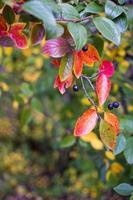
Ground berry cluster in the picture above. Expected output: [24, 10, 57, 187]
[108, 102, 119, 110]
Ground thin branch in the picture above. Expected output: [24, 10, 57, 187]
[56, 16, 92, 23]
[82, 74, 95, 91]
[80, 76, 101, 120]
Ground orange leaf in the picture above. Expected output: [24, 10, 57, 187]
[74, 108, 98, 137]
[73, 51, 83, 78]
[81, 44, 100, 66]
[104, 112, 120, 135]
[96, 74, 111, 106]
[9, 23, 28, 49]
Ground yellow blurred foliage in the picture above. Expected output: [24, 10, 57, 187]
[4, 47, 13, 56]
[35, 57, 44, 69]
[81, 97, 91, 106]
[105, 151, 115, 160]
[23, 70, 41, 82]
[0, 117, 13, 137]
[0, 82, 9, 91]
[81, 132, 104, 150]
[3, 152, 27, 174]
[110, 162, 124, 174]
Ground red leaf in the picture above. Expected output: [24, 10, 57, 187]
[104, 112, 120, 135]
[99, 60, 115, 78]
[54, 74, 73, 95]
[96, 74, 111, 106]
[9, 23, 28, 49]
[0, 15, 8, 37]
[42, 37, 70, 58]
[73, 51, 83, 78]
[74, 108, 98, 137]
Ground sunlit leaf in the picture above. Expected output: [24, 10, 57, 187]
[74, 108, 98, 137]
[100, 119, 116, 150]
[9, 23, 28, 49]
[99, 60, 115, 78]
[104, 112, 120, 135]
[96, 74, 111, 106]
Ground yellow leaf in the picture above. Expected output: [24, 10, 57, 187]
[105, 151, 115, 160]
[81, 132, 104, 150]
[110, 162, 124, 174]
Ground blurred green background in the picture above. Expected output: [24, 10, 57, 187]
[0, 30, 133, 200]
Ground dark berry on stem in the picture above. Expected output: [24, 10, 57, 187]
[73, 85, 79, 92]
[113, 102, 119, 108]
[108, 103, 113, 110]
[82, 45, 88, 52]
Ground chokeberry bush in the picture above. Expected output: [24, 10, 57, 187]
[0, 0, 133, 199]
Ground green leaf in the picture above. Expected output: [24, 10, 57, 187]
[114, 134, 126, 155]
[3, 5, 15, 24]
[83, 2, 103, 14]
[31, 98, 43, 113]
[93, 17, 121, 46]
[120, 115, 133, 134]
[114, 13, 128, 33]
[20, 83, 33, 98]
[59, 135, 76, 148]
[59, 3, 80, 19]
[105, 0, 125, 19]
[99, 119, 116, 150]
[91, 36, 104, 57]
[59, 54, 73, 81]
[114, 183, 133, 196]
[20, 108, 32, 126]
[23, 0, 61, 39]
[118, 0, 125, 5]
[124, 137, 133, 164]
[67, 22, 87, 50]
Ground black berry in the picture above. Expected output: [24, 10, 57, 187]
[113, 102, 119, 108]
[82, 45, 88, 52]
[108, 103, 113, 110]
[73, 85, 79, 92]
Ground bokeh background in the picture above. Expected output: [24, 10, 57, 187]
[0, 28, 133, 200]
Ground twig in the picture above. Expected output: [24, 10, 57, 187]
[82, 74, 95, 91]
[80, 76, 101, 119]
[56, 16, 92, 23]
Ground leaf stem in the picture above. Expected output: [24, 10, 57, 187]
[56, 16, 92, 23]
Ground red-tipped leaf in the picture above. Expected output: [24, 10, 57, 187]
[42, 37, 70, 58]
[74, 108, 98, 137]
[96, 74, 111, 106]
